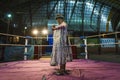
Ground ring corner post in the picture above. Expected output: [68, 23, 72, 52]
[83, 38, 88, 59]
[24, 38, 28, 60]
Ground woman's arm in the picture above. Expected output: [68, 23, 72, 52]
[52, 25, 66, 30]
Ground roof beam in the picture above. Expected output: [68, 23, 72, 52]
[69, 0, 78, 24]
[95, 0, 120, 10]
[47, 0, 59, 19]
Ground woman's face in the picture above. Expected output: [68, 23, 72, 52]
[56, 18, 63, 24]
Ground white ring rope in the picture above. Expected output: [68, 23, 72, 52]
[0, 33, 25, 38]
[86, 32, 120, 38]
[87, 42, 120, 46]
[0, 32, 120, 39]
[0, 42, 120, 47]
[0, 44, 25, 46]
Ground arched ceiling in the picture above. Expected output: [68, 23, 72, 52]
[0, 0, 120, 13]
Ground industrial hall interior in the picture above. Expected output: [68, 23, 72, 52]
[0, 0, 120, 80]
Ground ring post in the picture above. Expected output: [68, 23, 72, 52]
[24, 38, 28, 60]
[83, 39, 88, 59]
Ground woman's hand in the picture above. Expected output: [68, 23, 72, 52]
[52, 25, 56, 30]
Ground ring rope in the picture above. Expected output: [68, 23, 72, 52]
[0, 33, 25, 38]
[86, 32, 120, 38]
[0, 42, 120, 47]
[0, 32, 120, 39]
[87, 42, 120, 46]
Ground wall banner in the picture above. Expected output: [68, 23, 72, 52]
[100, 38, 115, 48]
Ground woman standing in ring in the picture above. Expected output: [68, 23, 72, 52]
[50, 14, 72, 75]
